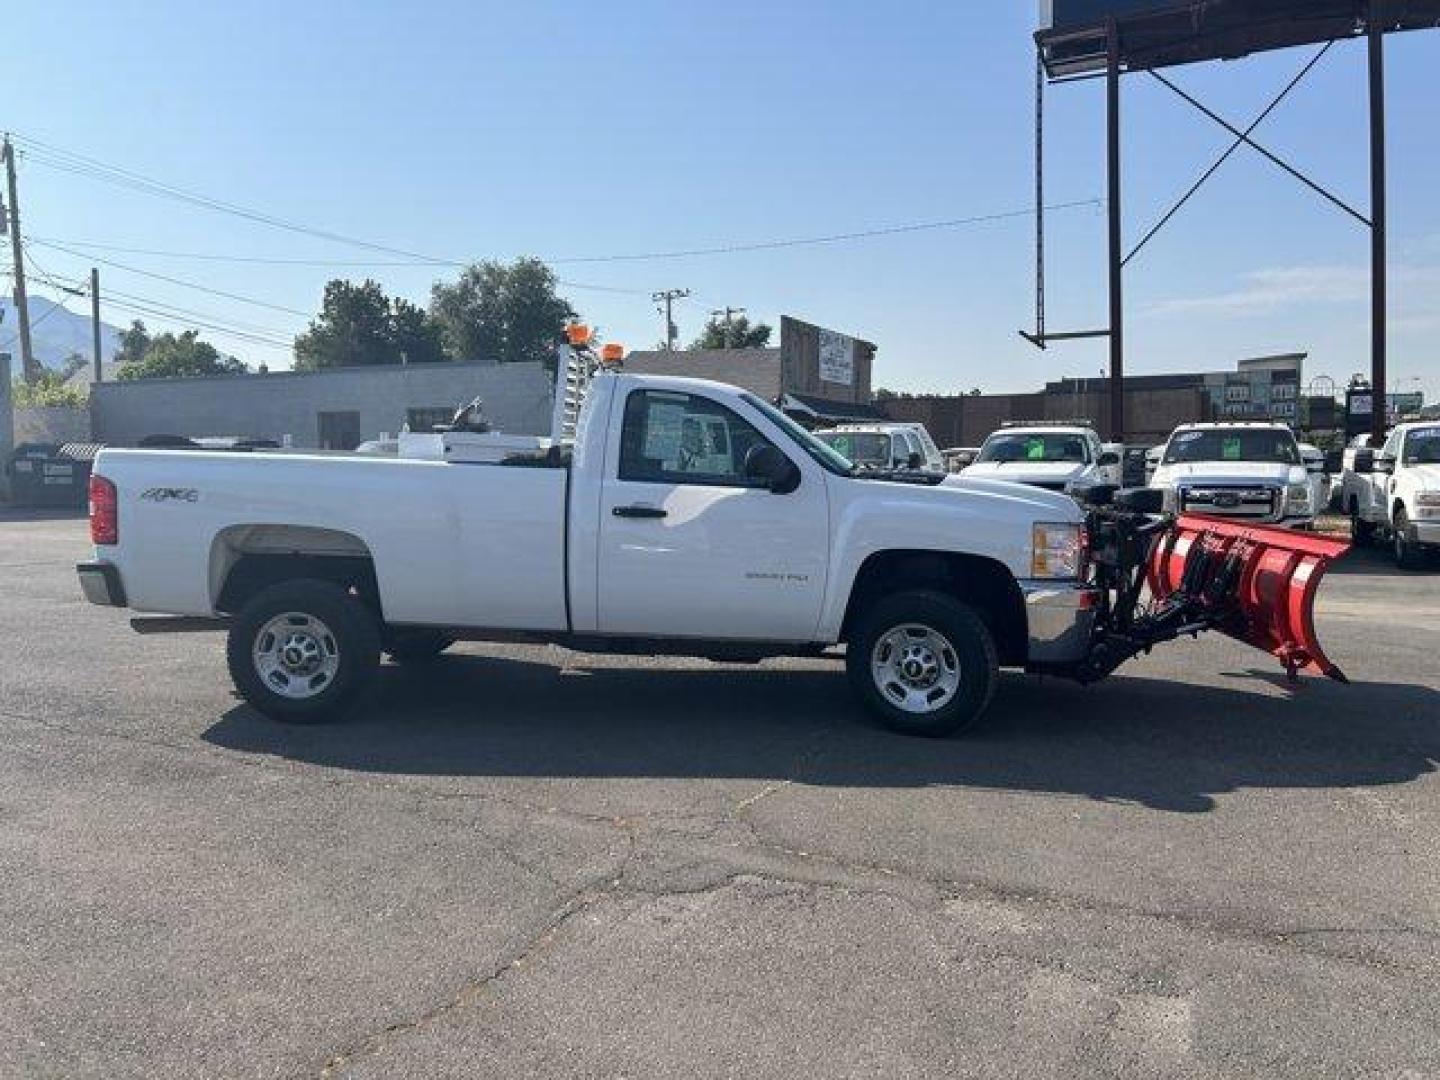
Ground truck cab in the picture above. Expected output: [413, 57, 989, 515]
[1343, 421, 1440, 568]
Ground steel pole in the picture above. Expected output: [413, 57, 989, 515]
[1106, 18, 1125, 442]
[1368, 6, 1387, 441]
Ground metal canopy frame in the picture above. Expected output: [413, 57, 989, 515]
[1025, 0, 1439, 441]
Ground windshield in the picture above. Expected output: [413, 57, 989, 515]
[816, 431, 891, 467]
[741, 394, 854, 476]
[977, 432, 1090, 465]
[1403, 426, 1440, 465]
[1163, 428, 1299, 465]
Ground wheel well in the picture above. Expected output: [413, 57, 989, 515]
[210, 525, 380, 616]
[840, 550, 1027, 666]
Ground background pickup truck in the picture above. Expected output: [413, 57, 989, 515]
[1341, 421, 1440, 569]
[1148, 421, 1316, 529]
[78, 368, 1101, 736]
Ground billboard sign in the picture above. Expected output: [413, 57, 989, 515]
[817, 329, 854, 387]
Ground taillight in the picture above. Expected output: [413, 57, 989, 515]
[90, 474, 118, 545]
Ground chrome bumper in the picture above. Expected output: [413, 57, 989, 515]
[1019, 580, 1100, 663]
[1406, 519, 1440, 546]
[77, 561, 127, 607]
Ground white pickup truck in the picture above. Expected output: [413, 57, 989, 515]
[1340, 421, 1440, 569]
[78, 364, 1106, 736]
[961, 423, 1122, 496]
[1149, 422, 1316, 529]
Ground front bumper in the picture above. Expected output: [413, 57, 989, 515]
[1406, 519, 1440, 547]
[77, 561, 127, 607]
[1019, 580, 1100, 663]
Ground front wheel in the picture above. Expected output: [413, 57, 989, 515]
[1393, 508, 1425, 570]
[846, 590, 998, 737]
[226, 578, 381, 722]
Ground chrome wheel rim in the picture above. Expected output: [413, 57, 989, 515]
[871, 623, 961, 714]
[253, 612, 340, 700]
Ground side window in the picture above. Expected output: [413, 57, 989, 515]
[618, 390, 774, 486]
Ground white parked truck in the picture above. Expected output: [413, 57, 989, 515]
[1149, 422, 1316, 528]
[961, 422, 1122, 495]
[76, 344, 1351, 736]
[1340, 421, 1440, 568]
[813, 423, 946, 476]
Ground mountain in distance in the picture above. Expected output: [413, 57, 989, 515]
[0, 295, 122, 373]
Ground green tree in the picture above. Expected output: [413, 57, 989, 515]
[116, 321, 151, 367]
[116, 330, 246, 380]
[689, 314, 772, 349]
[11, 370, 88, 407]
[293, 279, 446, 369]
[429, 257, 576, 367]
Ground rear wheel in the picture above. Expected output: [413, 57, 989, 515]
[226, 578, 380, 722]
[846, 590, 998, 738]
[384, 629, 455, 664]
[1393, 508, 1424, 570]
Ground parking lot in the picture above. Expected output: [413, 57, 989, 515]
[2, 507, 1438, 1078]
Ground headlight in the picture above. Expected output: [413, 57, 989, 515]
[1286, 484, 1311, 509]
[1032, 522, 1084, 579]
[1415, 490, 1440, 508]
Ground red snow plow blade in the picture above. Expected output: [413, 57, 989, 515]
[1149, 514, 1351, 682]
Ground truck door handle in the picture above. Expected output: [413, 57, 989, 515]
[612, 505, 667, 519]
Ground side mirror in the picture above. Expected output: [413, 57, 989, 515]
[744, 445, 801, 494]
[1096, 451, 1120, 467]
[1115, 486, 1165, 514]
[1352, 447, 1374, 474]
[906, 451, 923, 470]
[1374, 452, 1396, 475]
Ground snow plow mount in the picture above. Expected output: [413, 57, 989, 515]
[1068, 497, 1350, 685]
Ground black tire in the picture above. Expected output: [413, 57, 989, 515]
[384, 629, 456, 664]
[846, 590, 999, 738]
[1393, 508, 1424, 570]
[226, 578, 381, 723]
[1349, 500, 1375, 546]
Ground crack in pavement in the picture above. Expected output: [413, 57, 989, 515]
[312, 829, 641, 1079]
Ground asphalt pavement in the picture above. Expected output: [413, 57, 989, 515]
[2, 507, 1437, 1078]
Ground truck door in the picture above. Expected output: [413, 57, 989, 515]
[596, 387, 828, 641]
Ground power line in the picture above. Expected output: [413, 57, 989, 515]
[28, 237, 311, 317]
[11, 133, 459, 265]
[0, 292, 70, 350]
[544, 201, 1103, 263]
[26, 235, 652, 296]
[11, 131, 1099, 267]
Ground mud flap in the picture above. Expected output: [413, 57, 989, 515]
[1148, 514, 1351, 682]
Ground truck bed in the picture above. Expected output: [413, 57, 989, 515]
[97, 449, 571, 631]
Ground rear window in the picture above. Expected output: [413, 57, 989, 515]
[817, 432, 891, 467]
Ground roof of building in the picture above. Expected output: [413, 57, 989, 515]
[780, 393, 887, 423]
[622, 348, 782, 400]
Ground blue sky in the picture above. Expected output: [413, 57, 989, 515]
[5, 1, 1438, 400]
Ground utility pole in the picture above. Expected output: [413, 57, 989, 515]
[90, 268, 103, 384]
[1, 136, 39, 384]
[652, 287, 689, 351]
[711, 306, 745, 349]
